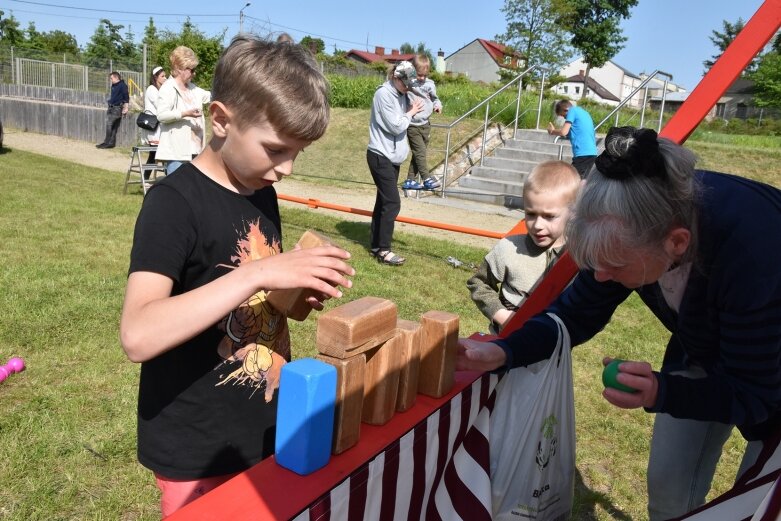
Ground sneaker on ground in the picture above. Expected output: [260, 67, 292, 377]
[402, 179, 423, 190]
[423, 177, 441, 189]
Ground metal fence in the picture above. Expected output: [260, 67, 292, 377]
[0, 46, 147, 94]
[11, 57, 144, 95]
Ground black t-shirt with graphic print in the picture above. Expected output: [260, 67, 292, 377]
[129, 163, 291, 479]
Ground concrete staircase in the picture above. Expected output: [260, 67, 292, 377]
[444, 129, 573, 209]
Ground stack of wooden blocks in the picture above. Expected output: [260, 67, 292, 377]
[267, 229, 460, 456]
[316, 297, 460, 454]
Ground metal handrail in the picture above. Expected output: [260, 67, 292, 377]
[594, 70, 673, 133]
[430, 65, 549, 198]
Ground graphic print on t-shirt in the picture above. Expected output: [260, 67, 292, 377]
[215, 218, 291, 402]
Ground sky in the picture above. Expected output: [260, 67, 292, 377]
[0, 0, 769, 91]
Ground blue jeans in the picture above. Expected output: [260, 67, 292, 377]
[647, 367, 763, 520]
[166, 161, 184, 175]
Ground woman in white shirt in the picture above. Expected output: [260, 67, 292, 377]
[143, 65, 167, 166]
[156, 46, 211, 175]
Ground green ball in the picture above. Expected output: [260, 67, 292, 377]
[602, 359, 637, 393]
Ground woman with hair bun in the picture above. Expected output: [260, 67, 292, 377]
[456, 126, 781, 520]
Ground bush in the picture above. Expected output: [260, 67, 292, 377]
[327, 74, 380, 109]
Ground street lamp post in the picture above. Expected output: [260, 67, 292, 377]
[239, 2, 251, 34]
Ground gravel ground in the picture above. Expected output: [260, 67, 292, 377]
[4, 128, 524, 249]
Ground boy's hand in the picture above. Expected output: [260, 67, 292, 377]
[601, 357, 659, 409]
[255, 245, 354, 299]
[456, 338, 506, 372]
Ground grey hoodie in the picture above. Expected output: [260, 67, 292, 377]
[367, 81, 411, 165]
[408, 78, 442, 127]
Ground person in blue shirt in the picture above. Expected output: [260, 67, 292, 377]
[96, 71, 129, 149]
[547, 99, 597, 178]
[457, 126, 781, 520]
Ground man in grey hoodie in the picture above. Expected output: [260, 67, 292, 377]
[366, 61, 424, 266]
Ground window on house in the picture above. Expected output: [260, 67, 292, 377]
[575, 86, 580, 94]
[563, 86, 568, 94]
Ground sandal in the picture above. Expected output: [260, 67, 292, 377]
[374, 250, 406, 266]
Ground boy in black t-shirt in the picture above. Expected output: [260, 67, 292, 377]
[120, 36, 355, 517]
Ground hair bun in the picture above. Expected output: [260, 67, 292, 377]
[595, 126, 667, 181]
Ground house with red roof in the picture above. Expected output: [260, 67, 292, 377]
[345, 46, 416, 66]
[444, 39, 524, 83]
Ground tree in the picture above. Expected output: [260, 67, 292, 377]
[83, 19, 128, 67]
[153, 18, 225, 92]
[554, 0, 638, 99]
[703, 18, 759, 74]
[751, 51, 781, 109]
[399, 42, 434, 65]
[38, 30, 80, 55]
[772, 31, 781, 54]
[300, 36, 325, 55]
[0, 9, 25, 46]
[496, 0, 571, 73]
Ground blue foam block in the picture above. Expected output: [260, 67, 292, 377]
[275, 358, 337, 475]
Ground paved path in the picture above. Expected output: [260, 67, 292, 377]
[4, 128, 524, 249]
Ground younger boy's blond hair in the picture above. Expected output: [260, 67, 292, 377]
[411, 54, 431, 76]
[523, 160, 581, 205]
[211, 35, 330, 141]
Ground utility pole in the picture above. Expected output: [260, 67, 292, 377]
[239, 2, 251, 34]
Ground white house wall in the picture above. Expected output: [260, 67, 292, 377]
[552, 81, 620, 107]
[561, 58, 643, 108]
[446, 40, 501, 83]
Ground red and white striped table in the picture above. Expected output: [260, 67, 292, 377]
[169, 370, 498, 521]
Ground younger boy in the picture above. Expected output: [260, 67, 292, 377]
[547, 99, 597, 178]
[119, 36, 355, 517]
[467, 160, 580, 333]
[401, 54, 443, 191]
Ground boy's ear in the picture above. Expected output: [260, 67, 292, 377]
[209, 101, 232, 138]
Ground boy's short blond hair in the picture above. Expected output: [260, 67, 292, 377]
[411, 54, 430, 75]
[211, 35, 330, 141]
[169, 46, 199, 77]
[522, 160, 581, 204]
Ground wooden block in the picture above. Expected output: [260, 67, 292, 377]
[275, 359, 336, 475]
[266, 230, 338, 321]
[316, 353, 365, 455]
[417, 311, 459, 398]
[361, 333, 402, 426]
[316, 297, 397, 358]
[395, 319, 421, 412]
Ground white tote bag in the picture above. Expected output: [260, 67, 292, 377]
[490, 313, 575, 521]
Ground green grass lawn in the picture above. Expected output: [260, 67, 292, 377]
[0, 115, 779, 520]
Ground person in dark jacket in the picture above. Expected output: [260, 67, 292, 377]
[456, 126, 781, 520]
[96, 71, 129, 149]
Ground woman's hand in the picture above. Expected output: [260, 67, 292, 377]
[407, 97, 425, 117]
[601, 357, 659, 409]
[456, 338, 507, 372]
